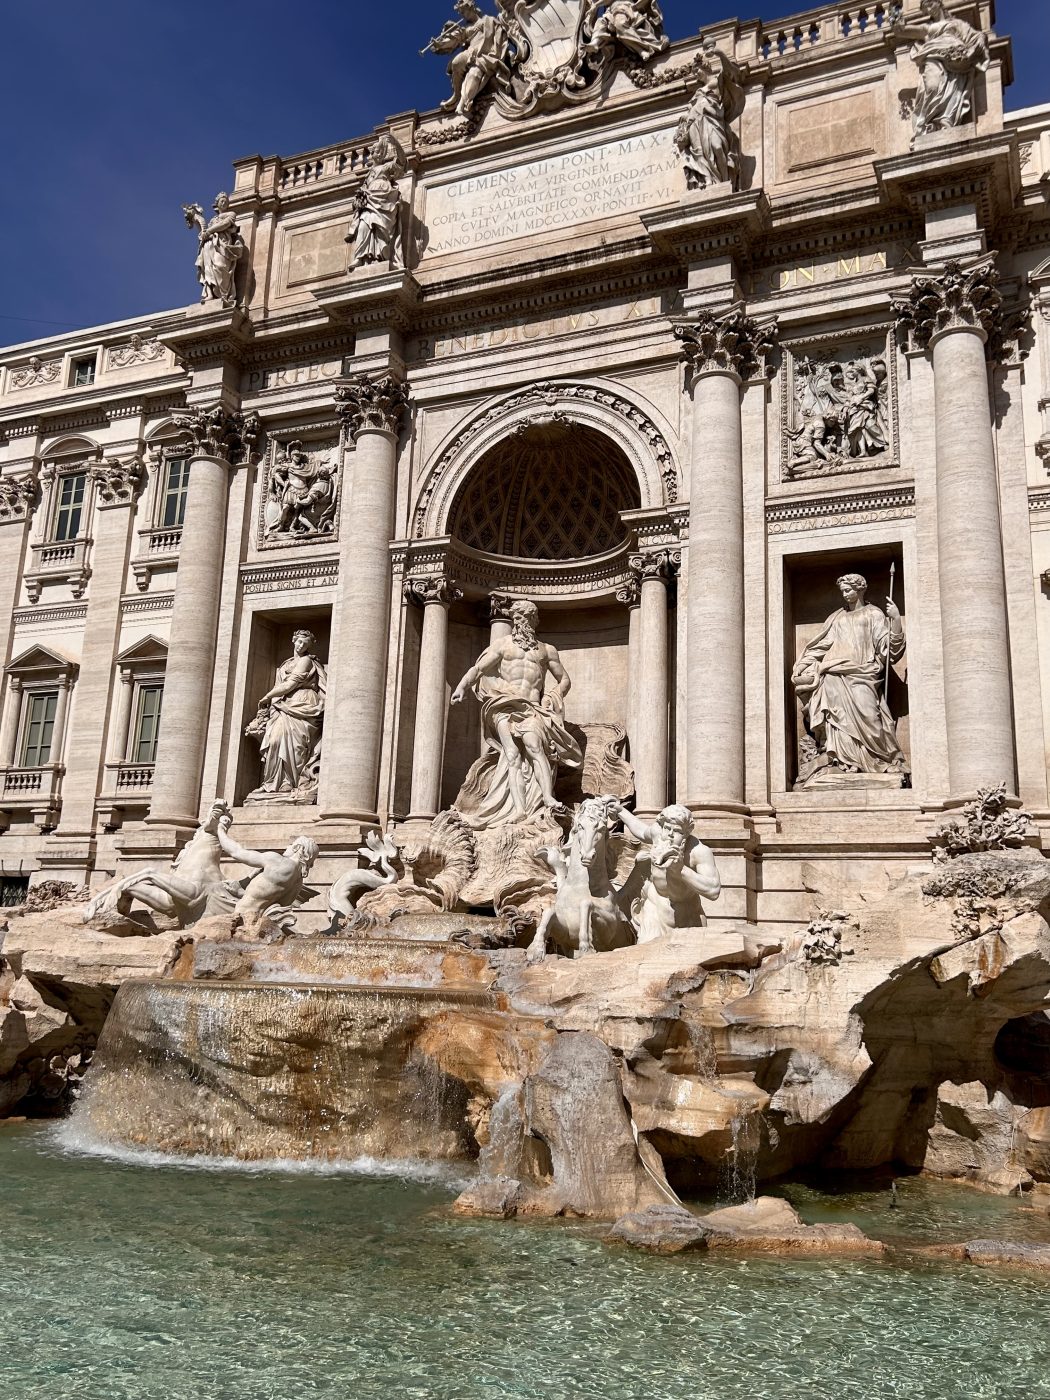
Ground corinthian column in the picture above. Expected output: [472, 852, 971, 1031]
[894, 261, 1017, 799]
[318, 375, 410, 823]
[628, 550, 676, 817]
[674, 311, 777, 814]
[404, 577, 462, 821]
[147, 407, 260, 829]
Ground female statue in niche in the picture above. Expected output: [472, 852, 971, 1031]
[791, 573, 907, 789]
[346, 136, 406, 271]
[894, 0, 989, 139]
[245, 629, 327, 804]
[675, 37, 748, 192]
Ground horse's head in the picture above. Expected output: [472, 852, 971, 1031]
[570, 797, 615, 869]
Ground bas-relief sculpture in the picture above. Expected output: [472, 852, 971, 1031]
[264, 442, 338, 539]
[894, 0, 989, 140]
[346, 135, 406, 272]
[182, 193, 248, 309]
[425, 0, 668, 120]
[244, 629, 327, 805]
[791, 572, 908, 790]
[786, 349, 890, 478]
[10, 356, 61, 390]
[450, 598, 581, 827]
[675, 36, 748, 192]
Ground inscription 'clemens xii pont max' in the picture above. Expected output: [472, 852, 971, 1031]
[423, 130, 679, 256]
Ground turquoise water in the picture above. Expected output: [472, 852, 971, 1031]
[4, 1122, 1050, 1400]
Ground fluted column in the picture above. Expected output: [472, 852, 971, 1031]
[318, 376, 410, 823]
[628, 550, 676, 817]
[675, 311, 777, 814]
[147, 407, 260, 828]
[405, 577, 461, 821]
[894, 261, 1017, 799]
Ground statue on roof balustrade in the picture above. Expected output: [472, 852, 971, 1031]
[893, 0, 989, 139]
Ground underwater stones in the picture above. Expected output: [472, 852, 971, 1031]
[607, 1203, 711, 1254]
[963, 1239, 1050, 1272]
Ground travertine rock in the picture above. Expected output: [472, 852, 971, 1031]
[700, 1197, 885, 1256]
[608, 1203, 711, 1254]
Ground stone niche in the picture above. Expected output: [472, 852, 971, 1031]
[236, 609, 332, 806]
[783, 547, 909, 792]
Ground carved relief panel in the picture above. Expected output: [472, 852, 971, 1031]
[781, 330, 899, 483]
[258, 437, 341, 549]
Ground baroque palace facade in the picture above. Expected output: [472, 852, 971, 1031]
[0, 0, 1047, 927]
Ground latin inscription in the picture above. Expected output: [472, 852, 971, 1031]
[748, 242, 921, 298]
[244, 358, 352, 393]
[411, 295, 662, 362]
[423, 130, 679, 256]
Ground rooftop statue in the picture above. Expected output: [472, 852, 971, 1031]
[424, 0, 513, 118]
[244, 629, 327, 805]
[182, 193, 248, 309]
[580, 0, 668, 68]
[675, 36, 748, 192]
[451, 598, 582, 827]
[893, 0, 989, 139]
[791, 572, 908, 789]
[346, 135, 407, 271]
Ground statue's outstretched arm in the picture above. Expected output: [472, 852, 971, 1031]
[216, 824, 268, 870]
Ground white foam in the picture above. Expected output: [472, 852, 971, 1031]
[48, 1118, 473, 1189]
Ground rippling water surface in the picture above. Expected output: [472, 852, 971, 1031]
[4, 1121, 1050, 1400]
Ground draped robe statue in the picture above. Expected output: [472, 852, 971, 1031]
[675, 37, 748, 192]
[346, 136, 406, 271]
[791, 573, 907, 788]
[450, 599, 582, 828]
[896, 0, 989, 139]
[245, 630, 327, 803]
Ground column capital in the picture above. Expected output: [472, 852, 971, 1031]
[489, 591, 515, 624]
[336, 374, 411, 441]
[892, 259, 1026, 362]
[8, 676, 23, 693]
[89, 455, 145, 508]
[404, 575, 462, 608]
[171, 405, 262, 464]
[674, 309, 778, 386]
[0, 471, 39, 523]
[616, 577, 641, 608]
[629, 548, 680, 585]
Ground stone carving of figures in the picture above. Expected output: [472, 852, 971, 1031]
[182, 193, 248, 308]
[611, 801, 721, 943]
[787, 354, 888, 475]
[264, 443, 338, 538]
[245, 630, 327, 804]
[11, 356, 61, 390]
[450, 598, 582, 828]
[894, 0, 989, 138]
[581, 0, 669, 65]
[424, 1, 511, 118]
[791, 573, 908, 788]
[675, 36, 748, 191]
[346, 135, 406, 271]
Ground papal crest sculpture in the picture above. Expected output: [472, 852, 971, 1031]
[425, 0, 668, 120]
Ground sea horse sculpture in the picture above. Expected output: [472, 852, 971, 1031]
[526, 797, 636, 961]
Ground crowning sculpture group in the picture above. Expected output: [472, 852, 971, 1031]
[128, 0, 1000, 952]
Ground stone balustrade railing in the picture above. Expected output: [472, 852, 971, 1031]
[279, 143, 372, 190]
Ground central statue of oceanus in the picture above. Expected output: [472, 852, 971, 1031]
[450, 598, 581, 828]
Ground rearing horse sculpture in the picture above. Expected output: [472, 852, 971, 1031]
[526, 797, 636, 962]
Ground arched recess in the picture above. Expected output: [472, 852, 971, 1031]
[413, 379, 681, 542]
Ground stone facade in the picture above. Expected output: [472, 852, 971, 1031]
[0, 0, 1047, 929]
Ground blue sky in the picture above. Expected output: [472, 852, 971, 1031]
[2, 0, 1047, 344]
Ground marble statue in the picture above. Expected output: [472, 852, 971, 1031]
[675, 36, 747, 191]
[451, 599, 582, 827]
[787, 353, 890, 476]
[245, 630, 327, 804]
[527, 797, 636, 961]
[327, 832, 402, 928]
[425, 1, 511, 118]
[581, 0, 669, 66]
[894, 0, 989, 139]
[83, 799, 235, 929]
[346, 136, 406, 271]
[264, 443, 338, 538]
[182, 193, 248, 308]
[611, 801, 721, 943]
[214, 822, 320, 923]
[791, 573, 908, 788]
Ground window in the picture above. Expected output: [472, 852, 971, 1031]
[0, 876, 29, 908]
[52, 473, 86, 542]
[72, 356, 97, 387]
[132, 685, 163, 764]
[160, 458, 191, 528]
[20, 691, 58, 767]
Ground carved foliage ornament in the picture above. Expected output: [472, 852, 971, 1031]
[892, 260, 1026, 363]
[403, 575, 463, 607]
[171, 405, 262, 464]
[108, 335, 165, 369]
[336, 375, 411, 440]
[629, 547, 679, 583]
[674, 311, 779, 385]
[0, 473, 39, 522]
[88, 456, 145, 506]
[10, 357, 61, 390]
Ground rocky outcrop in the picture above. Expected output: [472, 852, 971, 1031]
[606, 1196, 883, 1256]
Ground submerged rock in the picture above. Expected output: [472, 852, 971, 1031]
[700, 1197, 885, 1256]
[608, 1203, 711, 1254]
